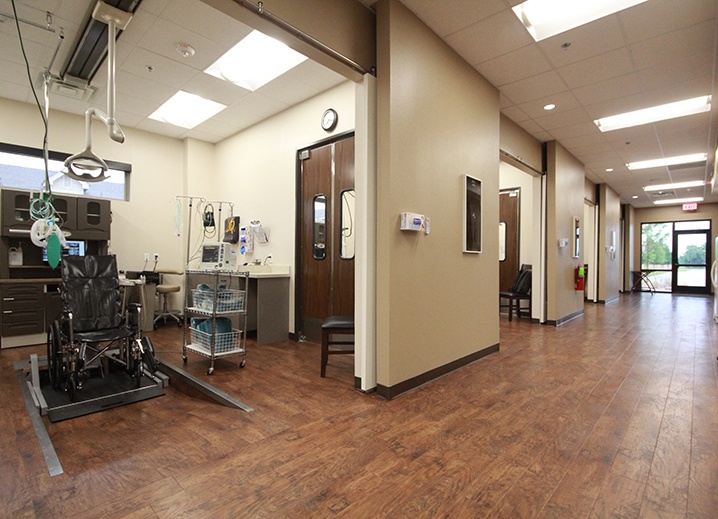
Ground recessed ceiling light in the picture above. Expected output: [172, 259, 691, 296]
[512, 0, 647, 41]
[543, 103, 556, 110]
[594, 96, 711, 132]
[149, 91, 226, 129]
[205, 30, 307, 91]
[632, 195, 638, 199]
[643, 180, 706, 192]
[627, 153, 707, 170]
[653, 197, 703, 205]
[605, 168, 614, 172]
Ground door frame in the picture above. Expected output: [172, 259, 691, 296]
[671, 228, 711, 294]
[294, 130, 355, 341]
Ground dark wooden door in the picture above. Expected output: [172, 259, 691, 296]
[499, 188, 520, 291]
[298, 135, 355, 342]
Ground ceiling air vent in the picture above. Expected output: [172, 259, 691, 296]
[48, 78, 97, 101]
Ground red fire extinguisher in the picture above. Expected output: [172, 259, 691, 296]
[575, 265, 585, 291]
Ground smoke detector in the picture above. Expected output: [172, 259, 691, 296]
[175, 43, 196, 58]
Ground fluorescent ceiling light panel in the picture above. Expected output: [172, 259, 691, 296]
[149, 91, 226, 129]
[205, 30, 307, 91]
[595, 96, 711, 132]
[643, 180, 706, 192]
[653, 197, 703, 205]
[512, 0, 647, 41]
[627, 153, 707, 171]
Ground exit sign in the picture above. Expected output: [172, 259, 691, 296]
[683, 202, 698, 211]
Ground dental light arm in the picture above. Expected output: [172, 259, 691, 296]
[63, 2, 131, 182]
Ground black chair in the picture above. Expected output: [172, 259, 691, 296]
[321, 316, 355, 377]
[47, 255, 146, 401]
[499, 264, 532, 322]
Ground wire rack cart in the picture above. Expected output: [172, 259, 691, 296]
[183, 270, 248, 375]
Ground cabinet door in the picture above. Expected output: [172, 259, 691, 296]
[51, 195, 77, 231]
[1, 189, 33, 236]
[76, 198, 111, 240]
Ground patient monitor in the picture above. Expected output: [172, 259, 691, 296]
[199, 242, 236, 270]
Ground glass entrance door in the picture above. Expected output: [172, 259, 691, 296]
[672, 225, 711, 294]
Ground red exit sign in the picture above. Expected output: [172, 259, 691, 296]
[683, 202, 698, 211]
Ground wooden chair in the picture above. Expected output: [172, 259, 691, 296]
[499, 265, 532, 322]
[320, 316, 355, 377]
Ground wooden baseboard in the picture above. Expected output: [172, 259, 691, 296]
[598, 295, 619, 304]
[376, 344, 499, 400]
[544, 308, 584, 326]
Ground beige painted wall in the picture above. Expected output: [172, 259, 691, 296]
[598, 184, 621, 302]
[499, 115, 542, 173]
[585, 178, 596, 204]
[623, 204, 635, 292]
[376, 0, 500, 388]
[546, 141, 585, 322]
[0, 97, 186, 275]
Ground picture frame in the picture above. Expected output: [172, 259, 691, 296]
[464, 175, 482, 253]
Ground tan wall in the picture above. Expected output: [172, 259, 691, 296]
[623, 204, 635, 291]
[598, 184, 621, 302]
[201, 0, 375, 81]
[585, 178, 596, 204]
[376, 0, 500, 388]
[499, 115, 542, 173]
[546, 141, 585, 322]
[0, 97, 186, 275]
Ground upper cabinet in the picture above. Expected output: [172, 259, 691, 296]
[1, 189, 109, 240]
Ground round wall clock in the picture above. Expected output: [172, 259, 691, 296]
[321, 108, 338, 131]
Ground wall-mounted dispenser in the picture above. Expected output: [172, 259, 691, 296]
[400, 212, 426, 232]
[239, 226, 254, 254]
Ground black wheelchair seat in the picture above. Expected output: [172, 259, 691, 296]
[73, 326, 134, 343]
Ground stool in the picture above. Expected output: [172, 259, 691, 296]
[154, 283, 181, 327]
[321, 316, 355, 377]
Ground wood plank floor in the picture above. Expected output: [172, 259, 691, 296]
[1, 293, 717, 518]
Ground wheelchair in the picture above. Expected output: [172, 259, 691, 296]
[46, 255, 154, 402]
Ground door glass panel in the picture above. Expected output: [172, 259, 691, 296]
[498, 222, 506, 262]
[313, 195, 327, 260]
[644, 271, 672, 291]
[676, 233, 706, 265]
[339, 189, 355, 259]
[676, 266, 705, 287]
[675, 220, 710, 231]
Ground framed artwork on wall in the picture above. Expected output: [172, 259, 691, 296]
[464, 175, 482, 253]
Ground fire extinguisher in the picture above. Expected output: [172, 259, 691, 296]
[575, 265, 585, 291]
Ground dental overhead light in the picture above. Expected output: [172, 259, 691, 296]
[63, 2, 132, 182]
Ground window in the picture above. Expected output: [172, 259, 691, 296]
[0, 142, 130, 201]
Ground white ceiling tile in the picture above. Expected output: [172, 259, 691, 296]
[557, 48, 634, 89]
[500, 105, 530, 123]
[500, 70, 568, 104]
[445, 10, 533, 66]
[629, 20, 715, 71]
[138, 0, 172, 17]
[533, 107, 591, 131]
[135, 117, 186, 138]
[182, 73, 251, 107]
[137, 18, 226, 72]
[538, 16, 626, 68]
[549, 122, 601, 141]
[118, 6, 157, 47]
[515, 91, 581, 119]
[120, 47, 196, 89]
[113, 70, 178, 104]
[401, 0, 506, 37]
[160, 0, 253, 49]
[618, 0, 716, 45]
[288, 60, 347, 93]
[475, 44, 552, 86]
[636, 52, 713, 92]
[212, 92, 289, 127]
[572, 73, 641, 107]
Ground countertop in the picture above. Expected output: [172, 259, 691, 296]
[0, 278, 61, 284]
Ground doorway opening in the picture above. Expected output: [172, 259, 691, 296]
[296, 133, 355, 343]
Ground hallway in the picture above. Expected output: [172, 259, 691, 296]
[1, 293, 717, 517]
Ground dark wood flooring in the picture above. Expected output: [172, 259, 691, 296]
[1, 293, 717, 518]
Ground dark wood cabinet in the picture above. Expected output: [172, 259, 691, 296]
[1, 283, 45, 338]
[1, 189, 108, 240]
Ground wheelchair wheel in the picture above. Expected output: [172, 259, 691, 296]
[47, 322, 63, 390]
[67, 373, 78, 402]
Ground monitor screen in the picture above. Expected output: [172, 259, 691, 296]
[43, 240, 86, 261]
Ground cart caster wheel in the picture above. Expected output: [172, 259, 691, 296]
[240, 360, 246, 368]
[207, 368, 214, 375]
